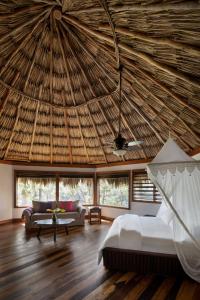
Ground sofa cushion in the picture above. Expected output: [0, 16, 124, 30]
[32, 201, 56, 213]
[59, 200, 80, 212]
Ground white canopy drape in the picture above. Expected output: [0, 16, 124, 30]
[147, 138, 200, 282]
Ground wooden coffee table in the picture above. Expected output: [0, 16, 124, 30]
[34, 218, 75, 242]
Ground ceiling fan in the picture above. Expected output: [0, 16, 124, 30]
[105, 65, 143, 157]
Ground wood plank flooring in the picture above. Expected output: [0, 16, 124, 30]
[0, 222, 199, 300]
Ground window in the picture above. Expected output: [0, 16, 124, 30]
[59, 177, 93, 205]
[133, 172, 162, 202]
[98, 174, 129, 208]
[16, 177, 56, 207]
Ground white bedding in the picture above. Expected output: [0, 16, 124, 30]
[98, 214, 176, 263]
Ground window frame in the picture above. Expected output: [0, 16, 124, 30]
[96, 171, 131, 210]
[132, 169, 162, 204]
[14, 170, 95, 208]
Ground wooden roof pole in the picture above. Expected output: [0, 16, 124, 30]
[123, 58, 200, 118]
[63, 15, 200, 89]
[129, 84, 191, 150]
[55, 21, 90, 163]
[0, 78, 117, 110]
[62, 20, 164, 145]
[70, 28, 200, 118]
[49, 13, 54, 164]
[61, 24, 108, 163]
[0, 9, 51, 77]
[0, 72, 20, 119]
[60, 25, 107, 163]
[24, 24, 47, 92]
[121, 92, 165, 144]
[79, 85, 108, 163]
[60, 21, 116, 139]
[4, 97, 23, 159]
[29, 101, 40, 161]
[64, 110, 73, 164]
[67, 2, 200, 15]
[125, 68, 200, 142]
[100, 25, 200, 58]
[61, 20, 115, 86]
[99, 79, 147, 159]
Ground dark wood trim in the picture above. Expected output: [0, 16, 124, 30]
[96, 170, 130, 176]
[93, 172, 97, 206]
[102, 247, 185, 276]
[14, 170, 95, 208]
[56, 175, 59, 203]
[0, 158, 151, 168]
[95, 158, 152, 167]
[0, 219, 13, 225]
[0, 218, 23, 225]
[129, 170, 133, 203]
[132, 200, 161, 204]
[99, 204, 130, 210]
[0, 160, 95, 168]
[14, 170, 95, 176]
[96, 171, 131, 210]
[189, 146, 200, 156]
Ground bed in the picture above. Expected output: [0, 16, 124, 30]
[98, 204, 185, 275]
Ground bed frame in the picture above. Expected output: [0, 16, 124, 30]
[102, 247, 185, 276]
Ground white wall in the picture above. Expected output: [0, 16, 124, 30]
[13, 165, 95, 219]
[97, 162, 160, 218]
[0, 161, 158, 221]
[0, 164, 13, 221]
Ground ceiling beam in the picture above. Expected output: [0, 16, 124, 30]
[62, 20, 165, 146]
[124, 67, 200, 143]
[100, 79, 147, 159]
[0, 9, 51, 77]
[0, 72, 20, 119]
[123, 57, 200, 118]
[49, 13, 54, 164]
[100, 25, 200, 58]
[61, 19, 116, 86]
[63, 15, 200, 89]
[61, 25, 108, 163]
[64, 110, 73, 164]
[4, 97, 23, 159]
[67, 2, 200, 15]
[55, 21, 90, 162]
[23, 24, 47, 92]
[129, 83, 192, 151]
[29, 101, 40, 161]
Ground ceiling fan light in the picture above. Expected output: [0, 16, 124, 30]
[113, 149, 127, 157]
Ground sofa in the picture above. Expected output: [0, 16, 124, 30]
[22, 200, 86, 231]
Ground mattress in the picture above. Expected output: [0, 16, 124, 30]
[98, 214, 176, 263]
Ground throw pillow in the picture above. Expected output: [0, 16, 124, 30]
[32, 201, 55, 213]
[59, 201, 74, 212]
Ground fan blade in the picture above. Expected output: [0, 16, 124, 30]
[128, 140, 143, 146]
[126, 146, 140, 151]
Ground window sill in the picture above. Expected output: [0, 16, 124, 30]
[132, 200, 161, 204]
[98, 204, 130, 210]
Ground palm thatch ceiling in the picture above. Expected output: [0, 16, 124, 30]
[0, 0, 199, 165]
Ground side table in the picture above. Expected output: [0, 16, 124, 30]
[88, 207, 101, 224]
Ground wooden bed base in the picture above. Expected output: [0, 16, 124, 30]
[102, 247, 185, 276]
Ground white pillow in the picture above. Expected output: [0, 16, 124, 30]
[156, 201, 174, 225]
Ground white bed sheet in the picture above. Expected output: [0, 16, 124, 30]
[98, 214, 176, 263]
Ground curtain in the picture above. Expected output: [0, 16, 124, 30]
[147, 161, 200, 282]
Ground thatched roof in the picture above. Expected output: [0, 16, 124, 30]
[0, 0, 199, 165]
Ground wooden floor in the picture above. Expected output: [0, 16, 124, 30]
[0, 222, 199, 300]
